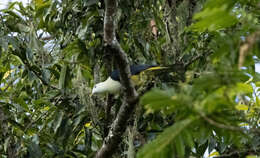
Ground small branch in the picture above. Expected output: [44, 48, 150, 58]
[184, 54, 203, 68]
[165, 20, 173, 43]
[184, 51, 213, 68]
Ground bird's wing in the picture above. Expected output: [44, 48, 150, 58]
[130, 65, 168, 85]
[110, 64, 168, 82]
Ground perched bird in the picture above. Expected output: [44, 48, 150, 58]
[91, 64, 167, 95]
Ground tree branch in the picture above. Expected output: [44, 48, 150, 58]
[103, 47, 115, 137]
[95, 0, 139, 157]
[184, 51, 213, 68]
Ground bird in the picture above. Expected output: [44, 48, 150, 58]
[91, 64, 167, 95]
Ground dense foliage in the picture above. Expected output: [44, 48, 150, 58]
[0, 0, 259, 157]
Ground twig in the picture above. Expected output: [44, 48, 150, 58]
[165, 20, 173, 43]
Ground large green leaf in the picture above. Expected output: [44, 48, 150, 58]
[137, 117, 197, 158]
[190, 0, 238, 32]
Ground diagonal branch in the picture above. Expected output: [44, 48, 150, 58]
[95, 0, 139, 157]
[184, 51, 213, 68]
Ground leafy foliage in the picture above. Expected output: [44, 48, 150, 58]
[0, 0, 259, 157]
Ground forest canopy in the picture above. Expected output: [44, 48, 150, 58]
[0, 0, 260, 158]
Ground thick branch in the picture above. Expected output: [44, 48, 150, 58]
[104, 0, 116, 44]
[95, 0, 139, 157]
[103, 48, 114, 137]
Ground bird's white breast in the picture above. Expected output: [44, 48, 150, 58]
[104, 77, 122, 94]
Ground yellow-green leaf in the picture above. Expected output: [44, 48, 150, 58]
[85, 122, 92, 128]
[209, 151, 220, 157]
[236, 83, 253, 94]
[235, 104, 248, 111]
[43, 106, 50, 111]
[246, 155, 260, 158]
[3, 69, 15, 79]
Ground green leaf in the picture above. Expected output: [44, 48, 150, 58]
[140, 89, 174, 113]
[246, 156, 260, 158]
[137, 117, 197, 158]
[235, 104, 249, 111]
[85, 0, 98, 6]
[235, 82, 253, 94]
[182, 130, 194, 148]
[35, 0, 51, 16]
[63, 39, 86, 59]
[175, 135, 185, 157]
[190, 0, 238, 32]
[28, 142, 42, 158]
[53, 110, 64, 134]
[255, 81, 260, 87]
